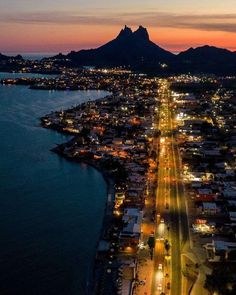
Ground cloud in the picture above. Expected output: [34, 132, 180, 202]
[146, 12, 236, 33]
[1, 10, 236, 33]
[0, 11, 122, 26]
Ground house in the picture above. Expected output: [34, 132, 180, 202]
[196, 188, 216, 202]
[197, 202, 219, 215]
[229, 211, 236, 222]
[117, 258, 136, 295]
[119, 208, 143, 249]
[222, 188, 236, 198]
[115, 192, 125, 209]
[113, 138, 123, 145]
[204, 240, 236, 261]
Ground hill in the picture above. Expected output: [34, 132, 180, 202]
[52, 26, 174, 70]
[0, 53, 23, 61]
[175, 45, 236, 74]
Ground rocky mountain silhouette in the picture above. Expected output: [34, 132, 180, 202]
[52, 26, 174, 68]
[3, 26, 236, 74]
[0, 53, 24, 72]
[0, 53, 23, 61]
[50, 26, 236, 74]
[175, 45, 236, 74]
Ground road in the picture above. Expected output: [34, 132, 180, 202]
[151, 79, 189, 295]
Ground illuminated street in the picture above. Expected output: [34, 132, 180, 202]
[152, 80, 189, 295]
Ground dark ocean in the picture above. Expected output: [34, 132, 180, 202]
[0, 73, 108, 295]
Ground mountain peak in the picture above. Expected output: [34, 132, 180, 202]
[48, 25, 236, 74]
[133, 25, 149, 41]
[117, 25, 133, 39]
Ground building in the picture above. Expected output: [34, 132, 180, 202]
[197, 202, 219, 215]
[204, 240, 236, 261]
[119, 208, 143, 250]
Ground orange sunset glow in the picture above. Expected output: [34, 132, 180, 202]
[1, 0, 236, 54]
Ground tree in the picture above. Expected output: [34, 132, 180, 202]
[164, 239, 170, 255]
[228, 250, 236, 261]
[205, 266, 236, 295]
[148, 236, 155, 249]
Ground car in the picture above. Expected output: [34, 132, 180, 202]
[158, 263, 163, 270]
[138, 241, 145, 249]
[157, 283, 162, 291]
[139, 280, 146, 285]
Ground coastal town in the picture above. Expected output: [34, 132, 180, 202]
[2, 1, 236, 294]
[39, 69, 236, 295]
[2, 67, 236, 295]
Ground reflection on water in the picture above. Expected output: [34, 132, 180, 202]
[0, 74, 108, 295]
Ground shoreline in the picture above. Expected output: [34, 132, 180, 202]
[52, 146, 115, 294]
[39, 77, 157, 294]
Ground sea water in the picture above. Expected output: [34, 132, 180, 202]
[0, 73, 108, 295]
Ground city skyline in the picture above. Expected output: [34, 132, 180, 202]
[1, 0, 236, 54]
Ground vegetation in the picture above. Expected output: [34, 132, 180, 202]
[205, 266, 236, 295]
[147, 235, 155, 249]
